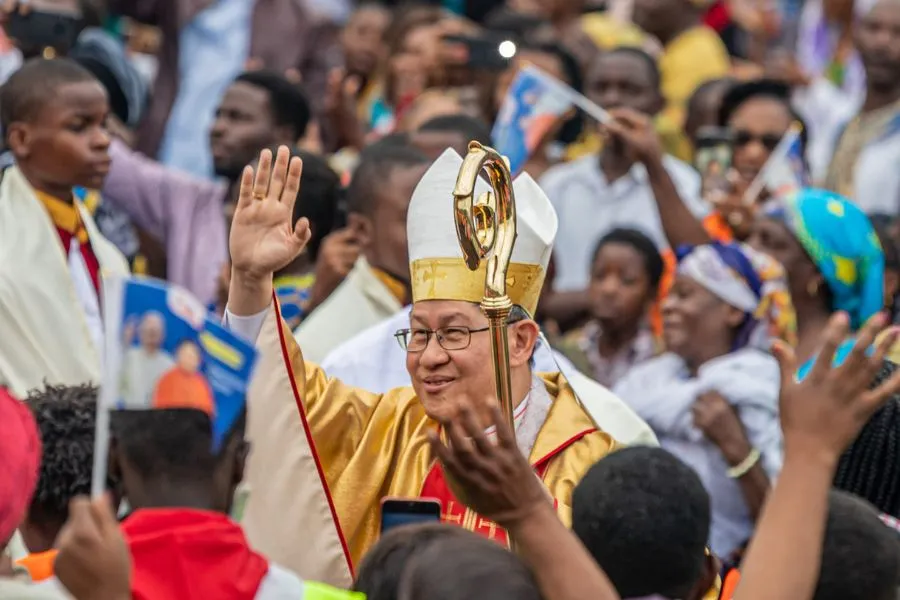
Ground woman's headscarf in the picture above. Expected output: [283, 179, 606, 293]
[766, 188, 884, 330]
[677, 242, 798, 350]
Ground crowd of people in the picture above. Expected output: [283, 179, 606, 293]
[1, 0, 900, 598]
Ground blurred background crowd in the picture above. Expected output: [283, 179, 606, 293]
[2, 0, 900, 598]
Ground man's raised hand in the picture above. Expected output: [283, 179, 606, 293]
[229, 146, 311, 282]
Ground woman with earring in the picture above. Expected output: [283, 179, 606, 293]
[747, 188, 885, 371]
[613, 241, 796, 557]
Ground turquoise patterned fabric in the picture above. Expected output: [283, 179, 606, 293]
[767, 188, 884, 329]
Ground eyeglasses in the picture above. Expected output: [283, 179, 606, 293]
[394, 326, 492, 353]
[732, 130, 781, 152]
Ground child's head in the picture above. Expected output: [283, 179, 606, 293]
[22, 384, 96, 554]
[396, 528, 541, 600]
[814, 491, 900, 600]
[174, 340, 202, 374]
[1, 58, 111, 194]
[110, 409, 247, 515]
[354, 524, 472, 600]
[572, 446, 715, 600]
[588, 228, 664, 335]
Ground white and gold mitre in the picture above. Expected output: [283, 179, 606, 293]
[407, 148, 558, 317]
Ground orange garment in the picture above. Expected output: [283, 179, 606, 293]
[152, 369, 215, 416]
[16, 549, 58, 582]
[719, 568, 741, 599]
[652, 213, 735, 336]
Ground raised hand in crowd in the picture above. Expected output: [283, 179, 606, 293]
[706, 170, 757, 240]
[603, 107, 664, 168]
[429, 401, 620, 600]
[324, 68, 366, 151]
[606, 107, 713, 248]
[735, 312, 900, 600]
[54, 495, 131, 600]
[229, 146, 311, 316]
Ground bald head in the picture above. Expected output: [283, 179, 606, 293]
[138, 312, 165, 351]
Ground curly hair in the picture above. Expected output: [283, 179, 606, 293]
[24, 384, 97, 526]
[833, 360, 900, 518]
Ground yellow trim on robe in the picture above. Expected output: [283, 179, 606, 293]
[278, 317, 616, 566]
[34, 190, 89, 243]
[370, 267, 408, 306]
[411, 258, 545, 317]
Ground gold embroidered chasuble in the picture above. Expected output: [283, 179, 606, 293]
[272, 315, 617, 566]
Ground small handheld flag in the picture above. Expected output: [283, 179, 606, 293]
[742, 122, 807, 205]
[493, 65, 611, 175]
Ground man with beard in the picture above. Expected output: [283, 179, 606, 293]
[826, 0, 900, 214]
[101, 70, 310, 305]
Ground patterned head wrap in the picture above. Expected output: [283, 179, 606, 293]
[677, 242, 798, 350]
[766, 188, 884, 330]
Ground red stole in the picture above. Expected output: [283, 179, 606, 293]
[419, 434, 586, 545]
[34, 190, 100, 294]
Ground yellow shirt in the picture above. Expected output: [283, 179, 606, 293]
[658, 26, 731, 161]
[580, 13, 646, 50]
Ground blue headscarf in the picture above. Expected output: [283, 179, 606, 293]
[766, 188, 884, 330]
[767, 189, 885, 379]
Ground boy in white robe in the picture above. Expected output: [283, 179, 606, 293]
[0, 58, 129, 397]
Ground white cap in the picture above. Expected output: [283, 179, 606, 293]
[407, 148, 558, 316]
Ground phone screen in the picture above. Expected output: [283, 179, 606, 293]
[442, 34, 513, 71]
[380, 499, 441, 533]
[694, 127, 733, 199]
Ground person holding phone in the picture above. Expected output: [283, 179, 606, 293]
[225, 147, 617, 580]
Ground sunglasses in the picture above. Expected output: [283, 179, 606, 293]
[732, 130, 782, 151]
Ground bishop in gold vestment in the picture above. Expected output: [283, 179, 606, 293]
[226, 147, 617, 585]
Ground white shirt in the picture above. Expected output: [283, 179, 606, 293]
[846, 125, 900, 215]
[158, 0, 252, 178]
[792, 78, 862, 185]
[539, 154, 706, 291]
[120, 348, 175, 409]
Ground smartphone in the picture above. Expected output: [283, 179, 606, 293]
[694, 126, 733, 198]
[6, 9, 80, 56]
[442, 34, 514, 72]
[380, 498, 442, 533]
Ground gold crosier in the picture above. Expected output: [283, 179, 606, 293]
[452, 140, 518, 434]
